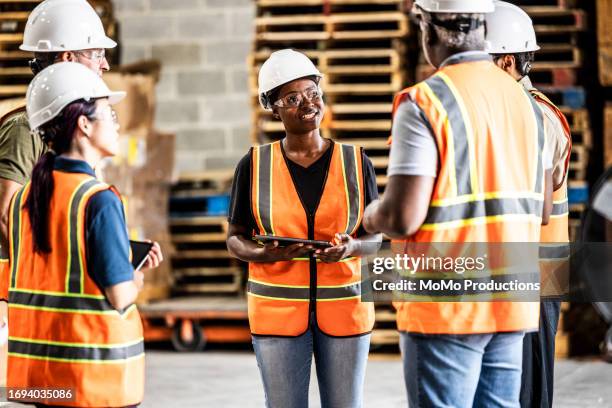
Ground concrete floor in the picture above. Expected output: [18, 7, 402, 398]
[140, 350, 612, 408]
[1, 350, 610, 407]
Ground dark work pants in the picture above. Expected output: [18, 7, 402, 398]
[520, 300, 561, 408]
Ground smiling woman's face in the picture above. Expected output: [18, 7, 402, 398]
[272, 78, 325, 135]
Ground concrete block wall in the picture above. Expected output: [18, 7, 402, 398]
[111, 0, 255, 172]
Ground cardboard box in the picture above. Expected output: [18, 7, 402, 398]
[103, 60, 161, 137]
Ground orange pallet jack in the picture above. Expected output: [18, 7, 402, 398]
[139, 296, 250, 351]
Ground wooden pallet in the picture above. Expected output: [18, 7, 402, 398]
[173, 267, 244, 296]
[605, 103, 612, 168]
[0, 84, 27, 97]
[170, 215, 229, 242]
[170, 215, 246, 296]
[511, 0, 577, 9]
[562, 108, 591, 147]
[257, 0, 407, 16]
[597, 0, 612, 86]
[172, 169, 234, 195]
[569, 144, 588, 174]
[255, 12, 409, 43]
[250, 48, 404, 75]
[525, 7, 586, 33]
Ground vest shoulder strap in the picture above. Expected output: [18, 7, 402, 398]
[529, 88, 572, 180]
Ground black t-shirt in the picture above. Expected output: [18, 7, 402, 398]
[228, 141, 378, 237]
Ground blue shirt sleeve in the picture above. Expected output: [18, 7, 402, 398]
[85, 189, 134, 289]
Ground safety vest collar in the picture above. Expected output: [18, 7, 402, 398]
[252, 140, 364, 237]
[439, 51, 492, 69]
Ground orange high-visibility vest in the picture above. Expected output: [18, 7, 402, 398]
[248, 141, 375, 337]
[530, 89, 572, 297]
[7, 171, 144, 407]
[391, 59, 545, 334]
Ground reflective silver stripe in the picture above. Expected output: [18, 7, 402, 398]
[9, 338, 144, 362]
[67, 179, 104, 294]
[317, 282, 362, 300]
[256, 144, 273, 235]
[524, 89, 545, 194]
[551, 201, 569, 216]
[9, 187, 25, 289]
[425, 75, 472, 196]
[9, 291, 115, 312]
[539, 244, 571, 260]
[248, 280, 362, 300]
[340, 144, 362, 235]
[425, 197, 543, 224]
[247, 280, 309, 300]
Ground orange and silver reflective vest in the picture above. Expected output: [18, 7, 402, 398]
[391, 55, 545, 334]
[7, 171, 144, 407]
[248, 141, 375, 337]
[530, 89, 572, 297]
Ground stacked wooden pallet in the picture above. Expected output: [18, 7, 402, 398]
[598, 0, 612, 168]
[519, 0, 592, 242]
[250, 0, 412, 195]
[0, 0, 118, 100]
[597, 0, 612, 88]
[169, 170, 247, 297]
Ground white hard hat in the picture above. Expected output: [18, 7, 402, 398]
[20, 0, 116, 52]
[27, 62, 125, 131]
[485, 1, 540, 53]
[258, 49, 323, 110]
[414, 0, 495, 13]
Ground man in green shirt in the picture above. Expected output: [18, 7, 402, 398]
[0, 0, 117, 257]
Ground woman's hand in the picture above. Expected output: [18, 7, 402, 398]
[313, 233, 356, 263]
[143, 241, 163, 269]
[258, 241, 313, 262]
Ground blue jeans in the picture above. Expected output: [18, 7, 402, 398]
[400, 331, 525, 408]
[251, 316, 371, 408]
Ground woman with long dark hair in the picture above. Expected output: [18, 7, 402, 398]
[5, 62, 162, 408]
[227, 49, 382, 407]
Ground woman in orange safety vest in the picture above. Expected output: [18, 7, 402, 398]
[226, 49, 382, 407]
[5, 62, 162, 408]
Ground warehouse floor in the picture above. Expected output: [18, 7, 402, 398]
[2, 350, 610, 407]
[136, 351, 612, 408]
